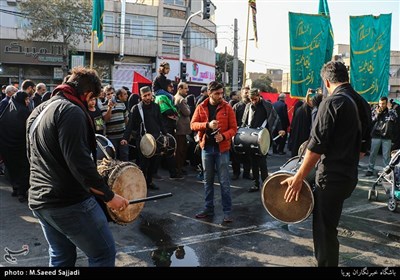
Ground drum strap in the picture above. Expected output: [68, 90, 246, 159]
[138, 103, 147, 134]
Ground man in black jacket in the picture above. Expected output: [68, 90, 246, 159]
[282, 61, 372, 266]
[27, 67, 128, 267]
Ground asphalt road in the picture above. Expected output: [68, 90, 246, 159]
[0, 152, 399, 268]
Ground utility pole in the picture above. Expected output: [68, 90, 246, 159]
[243, 4, 250, 87]
[232, 18, 238, 91]
[223, 46, 227, 88]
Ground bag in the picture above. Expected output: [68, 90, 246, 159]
[372, 120, 390, 137]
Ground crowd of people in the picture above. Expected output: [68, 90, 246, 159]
[0, 61, 399, 267]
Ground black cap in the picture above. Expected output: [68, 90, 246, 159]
[201, 86, 207, 93]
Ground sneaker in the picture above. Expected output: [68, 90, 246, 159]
[223, 215, 233, 223]
[196, 173, 204, 181]
[195, 209, 214, 219]
[248, 186, 260, 193]
[11, 189, 18, 197]
[365, 171, 374, 177]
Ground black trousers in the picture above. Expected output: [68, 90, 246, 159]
[231, 150, 251, 176]
[2, 149, 30, 196]
[250, 154, 268, 187]
[312, 183, 355, 266]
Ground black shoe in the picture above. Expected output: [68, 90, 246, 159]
[195, 209, 214, 219]
[248, 186, 259, 193]
[180, 169, 188, 175]
[147, 183, 159, 190]
[365, 171, 374, 177]
[231, 174, 240, 180]
[278, 152, 286, 155]
[243, 174, 253, 180]
[169, 174, 184, 180]
[18, 195, 27, 203]
[11, 189, 18, 197]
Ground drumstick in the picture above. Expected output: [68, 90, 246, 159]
[128, 193, 173, 204]
[272, 135, 281, 141]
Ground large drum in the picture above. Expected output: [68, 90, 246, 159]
[140, 133, 176, 158]
[233, 127, 270, 156]
[280, 156, 316, 185]
[97, 159, 147, 225]
[96, 134, 115, 160]
[261, 171, 314, 224]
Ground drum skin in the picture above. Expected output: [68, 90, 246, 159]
[140, 133, 157, 158]
[97, 160, 147, 225]
[233, 127, 270, 155]
[261, 171, 314, 224]
[96, 134, 116, 160]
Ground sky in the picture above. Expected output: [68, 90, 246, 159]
[213, 0, 400, 73]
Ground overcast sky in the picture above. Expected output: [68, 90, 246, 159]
[213, 0, 400, 73]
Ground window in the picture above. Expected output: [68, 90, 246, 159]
[163, 33, 180, 43]
[189, 28, 215, 51]
[162, 44, 186, 55]
[164, 0, 185, 6]
[163, 8, 186, 19]
[118, 15, 157, 40]
[104, 15, 114, 35]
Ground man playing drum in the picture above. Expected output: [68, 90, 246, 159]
[242, 88, 285, 192]
[27, 67, 129, 267]
[121, 86, 167, 190]
[281, 61, 372, 266]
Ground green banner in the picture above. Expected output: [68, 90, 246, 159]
[350, 14, 391, 103]
[319, 0, 334, 63]
[289, 12, 330, 98]
[92, 0, 104, 47]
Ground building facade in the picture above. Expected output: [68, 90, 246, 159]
[0, 0, 217, 92]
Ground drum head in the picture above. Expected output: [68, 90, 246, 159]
[261, 171, 314, 224]
[257, 128, 270, 155]
[96, 134, 115, 160]
[140, 133, 156, 158]
[107, 162, 147, 225]
[156, 133, 177, 157]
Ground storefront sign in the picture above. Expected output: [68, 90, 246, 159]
[0, 39, 64, 66]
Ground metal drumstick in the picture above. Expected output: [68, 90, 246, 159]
[128, 192, 173, 204]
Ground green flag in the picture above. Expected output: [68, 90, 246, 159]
[92, 0, 104, 47]
[350, 14, 391, 103]
[289, 12, 330, 98]
[318, 0, 334, 63]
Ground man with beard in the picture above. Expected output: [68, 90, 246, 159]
[121, 86, 167, 190]
[27, 67, 128, 267]
[281, 61, 371, 266]
[191, 81, 237, 223]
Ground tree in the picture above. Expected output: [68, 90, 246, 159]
[215, 52, 244, 91]
[252, 75, 278, 92]
[19, 0, 92, 75]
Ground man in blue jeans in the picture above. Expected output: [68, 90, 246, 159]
[27, 67, 128, 267]
[191, 81, 237, 223]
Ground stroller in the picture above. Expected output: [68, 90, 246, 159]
[368, 149, 400, 212]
